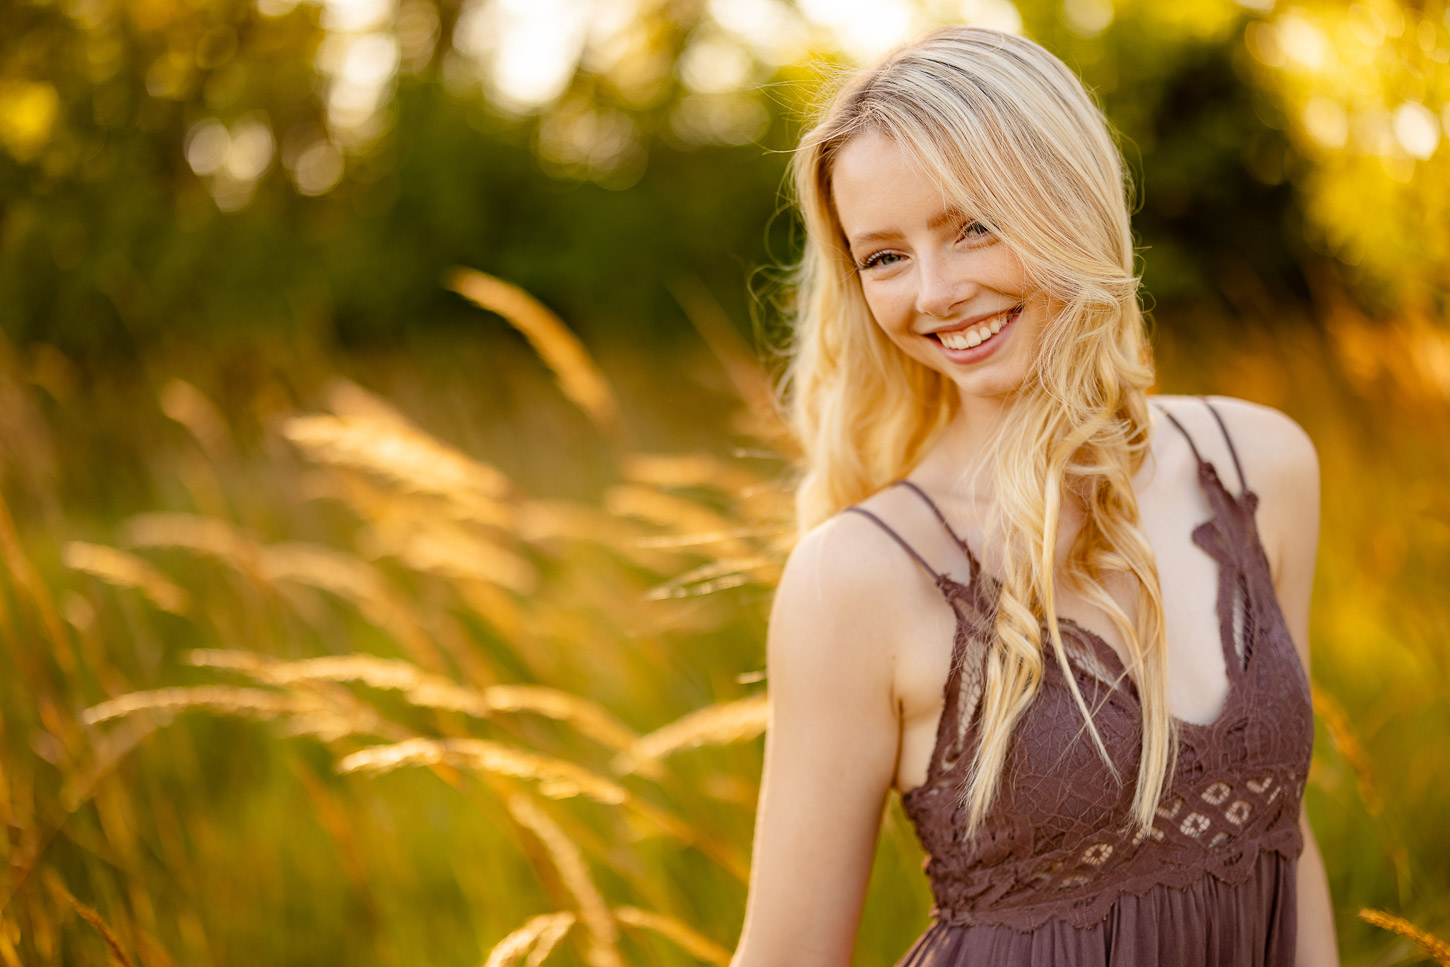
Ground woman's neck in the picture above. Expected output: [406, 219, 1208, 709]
[922, 395, 1014, 497]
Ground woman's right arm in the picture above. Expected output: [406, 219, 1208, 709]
[730, 518, 904, 967]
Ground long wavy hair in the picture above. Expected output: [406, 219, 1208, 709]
[778, 25, 1172, 837]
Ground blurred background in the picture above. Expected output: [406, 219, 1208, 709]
[1, 0, 1448, 963]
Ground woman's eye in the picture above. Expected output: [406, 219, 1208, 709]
[857, 223, 987, 270]
[959, 220, 991, 241]
[859, 251, 903, 270]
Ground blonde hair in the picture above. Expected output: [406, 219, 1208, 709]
[778, 25, 1173, 837]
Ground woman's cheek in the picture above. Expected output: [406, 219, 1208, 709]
[866, 282, 910, 330]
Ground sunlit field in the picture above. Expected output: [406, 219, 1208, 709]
[0, 269, 1447, 965]
[3, 0, 1450, 963]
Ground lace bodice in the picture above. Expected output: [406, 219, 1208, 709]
[844, 399, 1314, 934]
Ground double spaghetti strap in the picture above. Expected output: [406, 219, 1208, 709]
[843, 477, 983, 589]
[894, 479, 967, 545]
[1154, 396, 1249, 497]
[893, 478, 982, 580]
[1201, 399, 1249, 496]
[841, 506, 944, 585]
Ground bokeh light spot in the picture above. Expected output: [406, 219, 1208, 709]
[1392, 101, 1440, 159]
[1277, 12, 1333, 71]
[0, 80, 61, 163]
[796, 0, 918, 62]
[678, 33, 756, 95]
[1302, 97, 1349, 150]
[1064, 0, 1114, 38]
[185, 118, 230, 175]
[292, 141, 346, 195]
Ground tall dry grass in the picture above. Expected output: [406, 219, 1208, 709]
[0, 268, 1446, 965]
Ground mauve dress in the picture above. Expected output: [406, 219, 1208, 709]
[843, 397, 1314, 967]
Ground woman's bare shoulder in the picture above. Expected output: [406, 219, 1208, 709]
[772, 498, 925, 643]
[1200, 394, 1318, 485]
[1151, 393, 1317, 485]
[1157, 396, 1320, 624]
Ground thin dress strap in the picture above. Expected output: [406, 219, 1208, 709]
[841, 506, 944, 585]
[1200, 397, 1248, 496]
[1153, 397, 1248, 497]
[893, 479, 966, 545]
[891, 478, 981, 581]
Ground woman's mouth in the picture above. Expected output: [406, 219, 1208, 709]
[928, 304, 1024, 355]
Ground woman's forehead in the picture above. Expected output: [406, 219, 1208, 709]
[831, 133, 977, 240]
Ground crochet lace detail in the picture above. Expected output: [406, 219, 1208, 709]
[864, 412, 1315, 934]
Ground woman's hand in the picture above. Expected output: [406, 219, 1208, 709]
[730, 517, 905, 967]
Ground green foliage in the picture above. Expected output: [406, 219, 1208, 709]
[5, 0, 1443, 364]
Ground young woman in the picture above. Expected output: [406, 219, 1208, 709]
[731, 26, 1338, 967]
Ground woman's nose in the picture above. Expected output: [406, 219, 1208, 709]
[914, 252, 975, 318]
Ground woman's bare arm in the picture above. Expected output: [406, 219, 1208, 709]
[1239, 399, 1339, 966]
[1296, 813, 1338, 966]
[730, 516, 905, 967]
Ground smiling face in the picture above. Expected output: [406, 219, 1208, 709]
[830, 129, 1052, 401]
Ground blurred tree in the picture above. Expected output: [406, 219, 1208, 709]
[0, 0, 1444, 364]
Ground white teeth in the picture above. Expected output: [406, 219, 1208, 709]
[936, 306, 1017, 351]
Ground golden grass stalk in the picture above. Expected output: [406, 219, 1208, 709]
[484, 685, 638, 752]
[298, 476, 530, 640]
[79, 685, 393, 742]
[646, 575, 750, 599]
[188, 650, 639, 751]
[81, 685, 323, 726]
[481, 911, 577, 967]
[259, 543, 391, 610]
[513, 499, 645, 545]
[1311, 682, 1383, 816]
[60, 716, 158, 813]
[632, 524, 784, 550]
[61, 541, 190, 615]
[324, 378, 415, 428]
[620, 453, 763, 497]
[336, 737, 630, 805]
[46, 874, 134, 967]
[645, 557, 779, 600]
[1359, 909, 1450, 965]
[282, 412, 513, 503]
[513, 498, 681, 561]
[120, 513, 261, 572]
[612, 906, 731, 966]
[253, 544, 446, 669]
[603, 485, 751, 555]
[274, 711, 388, 743]
[302, 464, 516, 535]
[386, 523, 538, 595]
[335, 738, 745, 878]
[504, 793, 622, 967]
[446, 267, 620, 440]
[191, 649, 463, 696]
[158, 378, 230, 459]
[524, 912, 578, 967]
[613, 693, 769, 776]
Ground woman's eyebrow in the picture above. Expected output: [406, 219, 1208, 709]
[926, 207, 970, 231]
[848, 209, 968, 249]
[848, 227, 900, 248]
